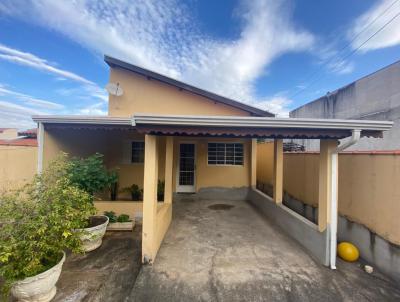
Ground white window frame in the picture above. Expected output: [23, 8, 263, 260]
[122, 139, 145, 165]
[131, 140, 145, 164]
[207, 142, 244, 167]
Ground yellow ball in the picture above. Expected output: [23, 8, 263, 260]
[337, 242, 359, 262]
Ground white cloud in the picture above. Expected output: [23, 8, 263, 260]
[0, 44, 107, 103]
[0, 44, 93, 85]
[77, 102, 107, 115]
[0, 100, 44, 129]
[0, 85, 64, 110]
[252, 96, 293, 117]
[0, 0, 315, 116]
[348, 0, 400, 52]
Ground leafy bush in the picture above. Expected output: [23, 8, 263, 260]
[108, 171, 119, 201]
[104, 211, 117, 223]
[67, 153, 117, 197]
[116, 214, 131, 223]
[0, 154, 96, 295]
[121, 184, 143, 201]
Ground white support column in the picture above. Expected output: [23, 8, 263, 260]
[330, 151, 339, 269]
[318, 139, 338, 269]
[37, 122, 44, 173]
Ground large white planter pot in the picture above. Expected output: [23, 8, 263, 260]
[78, 215, 109, 252]
[11, 252, 65, 302]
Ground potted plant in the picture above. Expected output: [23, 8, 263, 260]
[67, 153, 114, 251]
[105, 212, 135, 231]
[108, 170, 119, 201]
[121, 184, 143, 201]
[0, 155, 95, 302]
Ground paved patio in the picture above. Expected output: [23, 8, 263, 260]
[52, 227, 142, 302]
[129, 198, 400, 302]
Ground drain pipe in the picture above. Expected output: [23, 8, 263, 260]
[329, 129, 361, 269]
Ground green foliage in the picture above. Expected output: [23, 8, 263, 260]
[116, 214, 131, 223]
[108, 170, 119, 201]
[104, 211, 117, 223]
[0, 154, 96, 295]
[121, 184, 142, 201]
[157, 180, 165, 201]
[67, 153, 117, 196]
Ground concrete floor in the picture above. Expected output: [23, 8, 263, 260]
[129, 199, 400, 302]
[52, 227, 142, 302]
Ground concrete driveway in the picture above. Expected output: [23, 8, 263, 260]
[129, 198, 400, 302]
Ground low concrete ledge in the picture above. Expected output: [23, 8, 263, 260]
[174, 186, 250, 201]
[248, 188, 329, 266]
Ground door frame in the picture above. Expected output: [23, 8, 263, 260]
[176, 141, 197, 193]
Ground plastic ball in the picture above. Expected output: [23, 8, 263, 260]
[337, 242, 360, 262]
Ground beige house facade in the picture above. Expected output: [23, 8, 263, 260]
[33, 56, 392, 269]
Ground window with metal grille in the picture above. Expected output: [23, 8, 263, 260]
[207, 143, 243, 165]
[131, 141, 145, 163]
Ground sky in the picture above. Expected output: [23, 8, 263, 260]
[0, 0, 400, 129]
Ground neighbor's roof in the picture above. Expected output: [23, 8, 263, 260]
[0, 138, 37, 147]
[104, 55, 274, 117]
[18, 128, 37, 138]
[32, 114, 393, 139]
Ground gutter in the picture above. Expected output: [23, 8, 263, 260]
[329, 129, 361, 269]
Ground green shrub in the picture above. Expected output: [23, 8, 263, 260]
[67, 153, 117, 197]
[116, 214, 131, 223]
[104, 211, 117, 223]
[121, 184, 142, 201]
[108, 171, 119, 201]
[0, 154, 96, 296]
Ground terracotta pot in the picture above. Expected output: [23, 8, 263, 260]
[78, 215, 109, 252]
[11, 252, 65, 302]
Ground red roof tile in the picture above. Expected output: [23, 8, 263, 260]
[0, 138, 38, 147]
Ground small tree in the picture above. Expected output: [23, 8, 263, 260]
[67, 153, 117, 197]
[0, 154, 96, 296]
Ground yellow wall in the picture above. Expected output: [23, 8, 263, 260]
[256, 141, 274, 185]
[94, 201, 143, 218]
[172, 137, 252, 191]
[108, 68, 251, 117]
[256, 143, 400, 245]
[43, 127, 251, 197]
[0, 145, 37, 190]
[0, 128, 18, 139]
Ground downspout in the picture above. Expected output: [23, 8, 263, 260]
[329, 129, 361, 269]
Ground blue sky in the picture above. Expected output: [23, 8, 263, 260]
[0, 0, 400, 129]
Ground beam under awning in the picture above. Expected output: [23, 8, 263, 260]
[132, 114, 393, 139]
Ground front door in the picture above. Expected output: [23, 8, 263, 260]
[177, 143, 196, 193]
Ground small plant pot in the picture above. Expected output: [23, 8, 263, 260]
[11, 252, 66, 302]
[78, 215, 109, 252]
[107, 220, 135, 231]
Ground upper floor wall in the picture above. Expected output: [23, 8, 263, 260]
[108, 67, 253, 117]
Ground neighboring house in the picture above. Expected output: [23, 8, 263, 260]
[32, 55, 392, 272]
[290, 60, 400, 151]
[275, 60, 400, 281]
[0, 128, 38, 190]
